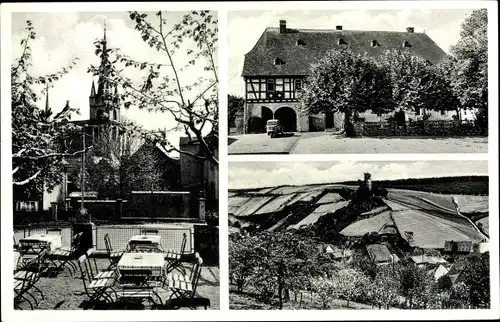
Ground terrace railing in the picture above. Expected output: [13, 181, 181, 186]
[93, 225, 194, 254]
[14, 225, 74, 249]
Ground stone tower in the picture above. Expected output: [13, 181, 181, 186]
[364, 172, 372, 191]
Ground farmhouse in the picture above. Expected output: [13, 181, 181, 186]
[240, 20, 465, 134]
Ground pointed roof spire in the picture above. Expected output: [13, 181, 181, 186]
[45, 83, 49, 113]
[90, 79, 96, 96]
[101, 21, 108, 61]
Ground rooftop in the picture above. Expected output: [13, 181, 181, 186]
[242, 24, 447, 77]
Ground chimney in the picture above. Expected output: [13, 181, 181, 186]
[406, 27, 414, 33]
[279, 20, 287, 34]
[336, 25, 343, 31]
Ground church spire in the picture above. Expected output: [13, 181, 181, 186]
[102, 22, 107, 58]
[97, 23, 110, 96]
[90, 79, 96, 96]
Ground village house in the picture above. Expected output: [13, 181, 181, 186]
[239, 20, 471, 134]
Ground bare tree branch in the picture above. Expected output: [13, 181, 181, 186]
[13, 169, 42, 186]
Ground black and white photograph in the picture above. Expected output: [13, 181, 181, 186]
[1, 1, 498, 321]
[227, 9, 489, 154]
[228, 161, 490, 310]
[8, 10, 219, 310]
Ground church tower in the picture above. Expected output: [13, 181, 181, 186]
[89, 26, 121, 125]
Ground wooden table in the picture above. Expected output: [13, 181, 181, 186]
[116, 252, 165, 304]
[19, 234, 62, 251]
[117, 252, 165, 277]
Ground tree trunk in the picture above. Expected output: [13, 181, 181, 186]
[299, 292, 303, 308]
[278, 283, 283, 310]
[344, 109, 355, 137]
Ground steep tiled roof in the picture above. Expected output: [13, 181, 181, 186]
[242, 27, 447, 76]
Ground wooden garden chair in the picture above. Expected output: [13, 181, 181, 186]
[166, 256, 203, 301]
[47, 232, 83, 275]
[77, 254, 117, 309]
[14, 249, 47, 309]
[14, 269, 38, 310]
[18, 239, 47, 269]
[165, 252, 200, 283]
[104, 233, 123, 270]
[164, 233, 187, 275]
[84, 249, 116, 280]
[116, 268, 163, 306]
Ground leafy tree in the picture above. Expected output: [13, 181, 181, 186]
[335, 268, 370, 307]
[300, 48, 393, 136]
[371, 266, 400, 309]
[12, 20, 82, 199]
[398, 263, 422, 308]
[379, 49, 458, 119]
[311, 277, 336, 309]
[438, 9, 488, 127]
[228, 94, 244, 133]
[229, 235, 257, 293]
[88, 11, 218, 166]
[448, 281, 470, 309]
[250, 231, 317, 309]
[352, 254, 378, 281]
[460, 252, 490, 308]
[436, 274, 453, 292]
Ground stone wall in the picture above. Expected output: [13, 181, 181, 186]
[355, 120, 487, 137]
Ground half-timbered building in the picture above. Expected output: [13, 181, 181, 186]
[241, 20, 451, 133]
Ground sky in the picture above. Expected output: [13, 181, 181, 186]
[228, 160, 488, 189]
[11, 11, 218, 149]
[227, 9, 473, 96]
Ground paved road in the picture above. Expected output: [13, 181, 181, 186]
[228, 133, 300, 154]
[228, 132, 488, 154]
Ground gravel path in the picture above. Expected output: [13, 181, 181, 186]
[291, 135, 488, 154]
[227, 133, 487, 154]
[15, 258, 219, 310]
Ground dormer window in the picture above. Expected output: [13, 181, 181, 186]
[402, 40, 412, 48]
[371, 40, 380, 47]
[274, 57, 285, 65]
[296, 39, 306, 46]
[338, 38, 348, 45]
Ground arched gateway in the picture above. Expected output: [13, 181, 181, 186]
[275, 106, 297, 132]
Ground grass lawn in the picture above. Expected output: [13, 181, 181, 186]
[15, 258, 219, 310]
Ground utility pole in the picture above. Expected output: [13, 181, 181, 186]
[80, 125, 89, 221]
